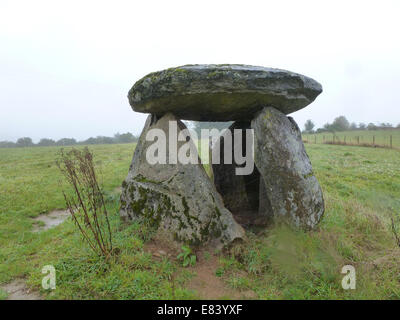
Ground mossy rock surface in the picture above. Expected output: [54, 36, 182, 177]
[251, 107, 324, 229]
[128, 64, 322, 121]
[120, 113, 245, 246]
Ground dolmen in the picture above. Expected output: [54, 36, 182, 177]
[120, 64, 324, 247]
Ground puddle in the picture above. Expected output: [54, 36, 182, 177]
[1, 280, 41, 300]
[32, 210, 70, 232]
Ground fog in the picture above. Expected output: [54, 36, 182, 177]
[1, 0, 399, 142]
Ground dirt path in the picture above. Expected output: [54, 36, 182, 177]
[1, 280, 41, 300]
[145, 237, 256, 300]
[185, 251, 256, 300]
[32, 210, 69, 232]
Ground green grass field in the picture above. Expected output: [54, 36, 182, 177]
[1, 143, 400, 299]
[303, 129, 400, 148]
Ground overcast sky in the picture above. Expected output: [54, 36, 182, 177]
[1, 0, 399, 142]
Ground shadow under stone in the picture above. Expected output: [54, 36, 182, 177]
[211, 121, 273, 229]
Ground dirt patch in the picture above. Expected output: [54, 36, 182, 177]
[185, 251, 256, 300]
[367, 249, 400, 270]
[1, 280, 41, 300]
[32, 210, 70, 232]
[144, 236, 256, 299]
[144, 234, 181, 259]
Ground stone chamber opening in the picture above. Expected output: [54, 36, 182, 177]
[209, 121, 273, 230]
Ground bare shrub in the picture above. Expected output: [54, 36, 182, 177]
[57, 147, 113, 258]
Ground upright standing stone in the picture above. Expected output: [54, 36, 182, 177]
[120, 113, 245, 245]
[258, 177, 273, 218]
[251, 107, 324, 229]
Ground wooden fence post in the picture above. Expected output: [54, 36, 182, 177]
[390, 135, 393, 149]
[373, 136, 375, 146]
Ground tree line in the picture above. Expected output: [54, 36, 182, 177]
[2, 117, 399, 148]
[303, 116, 400, 134]
[0, 132, 139, 148]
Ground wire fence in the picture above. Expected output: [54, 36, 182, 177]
[302, 133, 400, 150]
